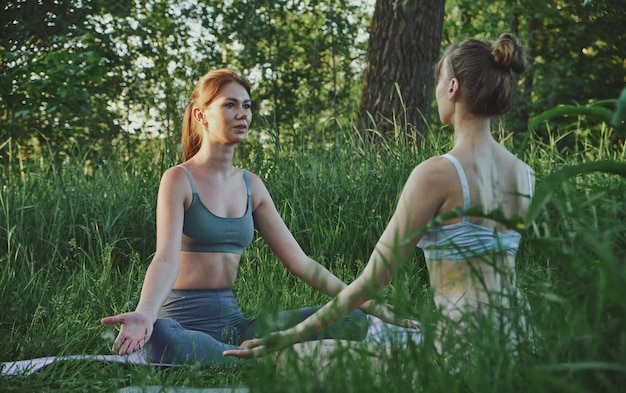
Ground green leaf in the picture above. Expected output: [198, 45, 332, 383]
[525, 161, 626, 226]
[535, 361, 626, 374]
[528, 104, 615, 132]
[611, 86, 626, 128]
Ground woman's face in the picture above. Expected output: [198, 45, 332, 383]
[201, 82, 252, 144]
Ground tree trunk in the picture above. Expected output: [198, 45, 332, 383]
[359, 0, 444, 143]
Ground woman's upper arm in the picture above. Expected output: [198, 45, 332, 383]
[396, 158, 450, 243]
[248, 174, 308, 267]
[279, 161, 451, 334]
[362, 159, 449, 281]
[153, 167, 188, 263]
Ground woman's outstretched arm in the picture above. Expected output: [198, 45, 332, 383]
[224, 161, 447, 358]
[101, 167, 187, 355]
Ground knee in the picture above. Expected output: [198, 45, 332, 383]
[145, 318, 181, 363]
[347, 309, 369, 340]
[150, 318, 179, 340]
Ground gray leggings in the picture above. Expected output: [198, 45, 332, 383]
[146, 288, 368, 365]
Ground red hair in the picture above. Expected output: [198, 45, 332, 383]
[181, 69, 251, 161]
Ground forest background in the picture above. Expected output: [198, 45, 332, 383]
[1, 0, 626, 392]
[2, 0, 624, 154]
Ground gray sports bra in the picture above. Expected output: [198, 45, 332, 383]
[178, 166, 254, 255]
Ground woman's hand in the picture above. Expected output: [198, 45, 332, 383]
[223, 339, 266, 359]
[223, 330, 293, 359]
[101, 312, 153, 355]
[360, 300, 419, 329]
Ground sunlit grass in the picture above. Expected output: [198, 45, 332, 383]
[1, 115, 625, 392]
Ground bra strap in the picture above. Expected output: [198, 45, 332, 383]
[526, 164, 534, 198]
[242, 170, 252, 197]
[178, 165, 198, 193]
[441, 154, 471, 222]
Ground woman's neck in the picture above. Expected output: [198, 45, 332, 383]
[452, 114, 494, 150]
[189, 142, 236, 174]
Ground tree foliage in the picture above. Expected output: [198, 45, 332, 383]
[1, 0, 624, 154]
[442, 0, 626, 133]
[198, 0, 369, 147]
[0, 0, 133, 155]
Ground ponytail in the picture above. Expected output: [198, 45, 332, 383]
[181, 103, 201, 161]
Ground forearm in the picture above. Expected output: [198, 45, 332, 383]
[312, 251, 403, 323]
[292, 274, 371, 341]
[296, 257, 348, 297]
[134, 258, 179, 322]
[297, 256, 393, 315]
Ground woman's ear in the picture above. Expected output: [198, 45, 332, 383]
[448, 78, 460, 99]
[192, 107, 207, 124]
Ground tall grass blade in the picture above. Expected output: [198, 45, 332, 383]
[528, 104, 615, 131]
[525, 160, 626, 226]
[612, 86, 626, 127]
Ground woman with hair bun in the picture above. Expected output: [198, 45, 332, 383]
[225, 33, 535, 372]
[101, 69, 397, 365]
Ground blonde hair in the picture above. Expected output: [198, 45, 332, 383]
[435, 33, 526, 116]
[181, 69, 251, 161]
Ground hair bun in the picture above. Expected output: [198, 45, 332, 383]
[491, 33, 526, 74]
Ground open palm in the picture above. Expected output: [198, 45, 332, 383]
[101, 312, 153, 355]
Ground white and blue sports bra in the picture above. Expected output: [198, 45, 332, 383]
[416, 154, 533, 260]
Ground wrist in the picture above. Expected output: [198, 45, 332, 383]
[134, 308, 158, 325]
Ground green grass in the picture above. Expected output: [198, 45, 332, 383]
[1, 116, 625, 392]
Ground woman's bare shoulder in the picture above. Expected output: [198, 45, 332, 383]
[410, 155, 459, 184]
[156, 166, 194, 199]
[398, 156, 459, 203]
[160, 165, 187, 182]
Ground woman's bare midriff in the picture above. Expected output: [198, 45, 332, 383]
[173, 251, 241, 289]
[426, 253, 518, 308]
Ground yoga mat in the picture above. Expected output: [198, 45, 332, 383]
[2, 317, 418, 377]
[1, 351, 174, 377]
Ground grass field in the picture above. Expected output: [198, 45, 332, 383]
[1, 116, 625, 392]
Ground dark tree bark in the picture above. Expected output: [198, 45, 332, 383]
[359, 0, 444, 143]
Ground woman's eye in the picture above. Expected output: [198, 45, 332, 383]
[243, 104, 251, 109]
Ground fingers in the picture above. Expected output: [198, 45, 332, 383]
[101, 315, 123, 325]
[398, 318, 420, 329]
[222, 348, 258, 359]
[112, 333, 126, 354]
[223, 341, 271, 359]
[408, 319, 420, 329]
[114, 336, 145, 356]
[112, 328, 150, 355]
[222, 349, 244, 358]
[128, 338, 145, 354]
[240, 338, 263, 349]
[103, 312, 152, 355]
[144, 328, 151, 343]
[401, 318, 419, 329]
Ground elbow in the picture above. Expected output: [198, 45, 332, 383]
[362, 264, 392, 293]
[356, 270, 390, 298]
[375, 271, 392, 290]
[282, 255, 312, 279]
[150, 252, 180, 271]
[381, 272, 392, 288]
